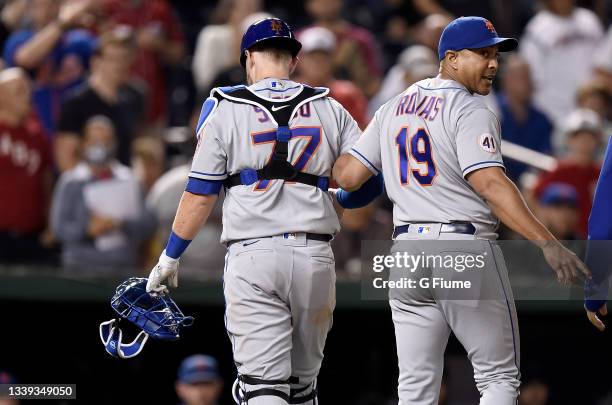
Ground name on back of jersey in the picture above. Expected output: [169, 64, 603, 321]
[395, 93, 444, 121]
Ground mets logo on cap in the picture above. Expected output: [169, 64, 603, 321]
[484, 19, 496, 33]
[271, 19, 284, 35]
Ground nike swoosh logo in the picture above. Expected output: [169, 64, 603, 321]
[242, 240, 260, 247]
[271, 105, 290, 111]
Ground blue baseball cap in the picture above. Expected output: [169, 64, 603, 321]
[438, 17, 518, 60]
[539, 183, 578, 207]
[240, 18, 302, 67]
[177, 354, 221, 384]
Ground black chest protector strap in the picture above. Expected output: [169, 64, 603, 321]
[211, 85, 330, 191]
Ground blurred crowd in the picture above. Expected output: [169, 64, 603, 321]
[0, 0, 610, 285]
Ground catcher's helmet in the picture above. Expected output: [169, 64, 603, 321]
[240, 18, 301, 67]
[99, 277, 194, 359]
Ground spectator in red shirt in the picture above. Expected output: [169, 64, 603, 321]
[101, 0, 185, 124]
[0, 68, 53, 263]
[302, 0, 382, 98]
[295, 26, 369, 129]
[533, 109, 603, 237]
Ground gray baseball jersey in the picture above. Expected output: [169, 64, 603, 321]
[191, 78, 360, 243]
[356, 76, 520, 405]
[350, 77, 505, 237]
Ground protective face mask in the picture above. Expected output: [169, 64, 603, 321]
[84, 144, 114, 165]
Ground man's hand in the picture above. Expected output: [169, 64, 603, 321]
[58, 0, 94, 29]
[146, 251, 179, 293]
[541, 241, 591, 285]
[585, 303, 607, 331]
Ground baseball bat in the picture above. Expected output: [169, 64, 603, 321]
[501, 140, 558, 172]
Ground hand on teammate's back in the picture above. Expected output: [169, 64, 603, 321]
[540, 240, 591, 285]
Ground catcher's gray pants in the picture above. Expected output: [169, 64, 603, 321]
[392, 230, 520, 405]
[224, 233, 336, 404]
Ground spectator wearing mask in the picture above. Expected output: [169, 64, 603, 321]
[497, 54, 553, 181]
[532, 109, 603, 237]
[175, 354, 223, 405]
[0, 68, 53, 264]
[2, 0, 96, 135]
[50, 116, 155, 275]
[56, 27, 145, 172]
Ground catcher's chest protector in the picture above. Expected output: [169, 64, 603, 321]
[211, 85, 331, 191]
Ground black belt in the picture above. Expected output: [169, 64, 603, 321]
[300, 233, 333, 242]
[228, 233, 332, 247]
[393, 222, 476, 238]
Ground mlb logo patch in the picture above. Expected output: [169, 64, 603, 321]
[417, 226, 430, 234]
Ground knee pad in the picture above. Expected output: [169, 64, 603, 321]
[232, 374, 298, 404]
[289, 379, 318, 404]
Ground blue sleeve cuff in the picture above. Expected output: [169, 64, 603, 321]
[336, 173, 384, 209]
[165, 231, 192, 259]
[186, 177, 223, 195]
[585, 299, 606, 312]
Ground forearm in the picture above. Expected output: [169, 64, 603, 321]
[333, 153, 374, 191]
[479, 175, 555, 246]
[171, 191, 217, 240]
[15, 22, 64, 69]
[335, 173, 384, 208]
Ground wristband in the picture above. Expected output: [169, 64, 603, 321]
[165, 231, 191, 259]
[336, 173, 384, 209]
[585, 299, 606, 312]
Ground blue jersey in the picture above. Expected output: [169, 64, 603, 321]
[584, 135, 612, 308]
